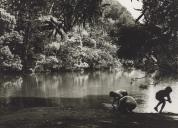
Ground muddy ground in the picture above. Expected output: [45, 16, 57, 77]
[0, 106, 178, 128]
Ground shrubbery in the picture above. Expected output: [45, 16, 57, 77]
[0, 8, 23, 73]
[0, 8, 16, 35]
[34, 54, 62, 72]
[56, 27, 119, 71]
[0, 32, 23, 72]
[32, 26, 119, 72]
[0, 46, 22, 72]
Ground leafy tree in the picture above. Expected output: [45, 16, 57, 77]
[137, 0, 177, 75]
[0, 7, 23, 72]
[0, 8, 16, 35]
[0, 46, 22, 72]
[103, 0, 134, 25]
[110, 24, 160, 73]
[112, 0, 178, 77]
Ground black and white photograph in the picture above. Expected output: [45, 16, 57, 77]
[0, 0, 178, 128]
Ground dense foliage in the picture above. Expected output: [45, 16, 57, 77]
[0, 8, 23, 72]
[0, 0, 134, 73]
[103, 0, 134, 26]
[142, 0, 178, 76]
[110, 0, 178, 78]
[1, 0, 177, 78]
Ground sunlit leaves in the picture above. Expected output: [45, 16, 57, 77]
[0, 8, 16, 24]
[0, 46, 23, 72]
[0, 8, 16, 35]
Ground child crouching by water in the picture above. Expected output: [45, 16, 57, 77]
[109, 90, 137, 113]
[109, 90, 128, 109]
[154, 86, 172, 113]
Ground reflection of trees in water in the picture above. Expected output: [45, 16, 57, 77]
[73, 73, 89, 86]
[34, 72, 90, 98]
[0, 71, 152, 98]
[0, 74, 45, 97]
[0, 75, 23, 110]
[0, 75, 23, 97]
[20, 74, 44, 97]
[0, 75, 61, 111]
[0, 72, 124, 98]
[35, 74, 63, 97]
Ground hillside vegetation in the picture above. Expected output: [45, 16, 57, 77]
[0, 0, 134, 73]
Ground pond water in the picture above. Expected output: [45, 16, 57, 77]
[0, 70, 178, 114]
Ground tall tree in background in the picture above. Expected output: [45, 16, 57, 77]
[135, 0, 178, 76]
[113, 0, 178, 77]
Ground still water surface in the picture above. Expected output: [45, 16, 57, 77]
[0, 71, 178, 114]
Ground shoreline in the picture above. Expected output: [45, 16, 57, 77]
[0, 67, 116, 75]
[0, 107, 178, 128]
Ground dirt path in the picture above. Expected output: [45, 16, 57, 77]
[0, 107, 178, 128]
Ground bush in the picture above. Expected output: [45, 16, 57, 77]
[34, 54, 62, 72]
[0, 31, 23, 45]
[44, 41, 61, 56]
[0, 31, 24, 56]
[0, 8, 16, 35]
[57, 45, 83, 70]
[82, 48, 115, 69]
[53, 26, 120, 71]
[0, 46, 23, 72]
[82, 37, 96, 48]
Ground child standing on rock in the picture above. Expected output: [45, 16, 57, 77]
[154, 86, 172, 113]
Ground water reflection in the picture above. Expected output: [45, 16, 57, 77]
[0, 71, 178, 113]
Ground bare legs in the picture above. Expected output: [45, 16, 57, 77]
[154, 100, 166, 113]
[159, 101, 166, 113]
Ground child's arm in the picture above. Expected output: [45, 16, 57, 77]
[167, 95, 172, 103]
[112, 97, 116, 107]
